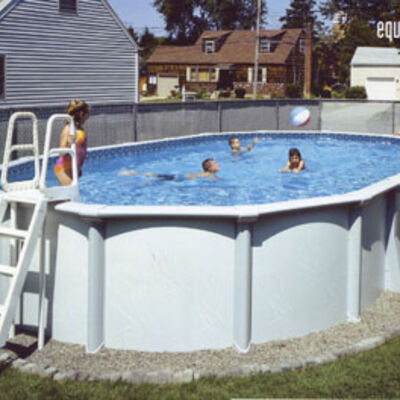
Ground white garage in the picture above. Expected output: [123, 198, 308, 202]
[365, 77, 396, 100]
[157, 73, 179, 98]
[350, 47, 400, 101]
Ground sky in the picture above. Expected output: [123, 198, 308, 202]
[107, 0, 302, 36]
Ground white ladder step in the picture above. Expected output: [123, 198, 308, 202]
[0, 305, 5, 316]
[0, 265, 16, 277]
[2, 192, 41, 205]
[0, 226, 27, 239]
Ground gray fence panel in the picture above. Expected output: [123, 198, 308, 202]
[137, 102, 219, 141]
[220, 101, 278, 132]
[321, 101, 394, 134]
[0, 103, 135, 163]
[278, 101, 320, 131]
[393, 103, 400, 133]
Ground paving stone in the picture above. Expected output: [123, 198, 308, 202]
[123, 369, 146, 384]
[0, 353, 12, 363]
[12, 359, 27, 368]
[99, 372, 122, 382]
[53, 370, 78, 381]
[259, 364, 272, 373]
[172, 369, 193, 383]
[354, 336, 385, 352]
[144, 369, 174, 384]
[19, 362, 38, 373]
[193, 369, 214, 380]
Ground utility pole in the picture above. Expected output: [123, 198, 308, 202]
[253, 0, 261, 99]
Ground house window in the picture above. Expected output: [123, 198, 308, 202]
[188, 67, 217, 82]
[248, 67, 267, 83]
[59, 0, 77, 13]
[299, 38, 305, 53]
[260, 39, 271, 53]
[0, 55, 5, 99]
[204, 40, 215, 54]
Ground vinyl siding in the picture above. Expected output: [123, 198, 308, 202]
[0, 0, 138, 106]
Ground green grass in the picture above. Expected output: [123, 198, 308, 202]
[1, 336, 400, 399]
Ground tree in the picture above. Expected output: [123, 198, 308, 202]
[280, 0, 317, 29]
[153, 0, 267, 44]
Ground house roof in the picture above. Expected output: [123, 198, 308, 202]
[147, 29, 303, 65]
[0, 0, 19, 19]
[351, 46, 400, 66]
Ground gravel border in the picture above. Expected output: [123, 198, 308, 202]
[1, 291, 399, 384]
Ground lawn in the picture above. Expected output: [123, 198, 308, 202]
[0, 336, 399, 399]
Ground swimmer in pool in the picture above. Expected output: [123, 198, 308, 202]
[279, 147, 305, 173]
[229, 136, 258, 154]
[119, 158, 220, 180]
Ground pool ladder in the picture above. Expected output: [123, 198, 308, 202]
[0, 111, 78, 348]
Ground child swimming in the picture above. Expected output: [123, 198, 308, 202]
[119, 158, 220, 180]
[54, 100, 90, 186]
[279, 148, 305, 173]
[229, 136, 258, 153]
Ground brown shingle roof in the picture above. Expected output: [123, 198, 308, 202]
[147, 29, 303, 65]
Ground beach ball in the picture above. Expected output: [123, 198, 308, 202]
[290, 106, 311, 127]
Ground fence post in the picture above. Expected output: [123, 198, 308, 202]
[276, 101, 280, 130]
[392, 102, 396, 134]
[133, 103, 138, 142]
[218, 101, 222, 132]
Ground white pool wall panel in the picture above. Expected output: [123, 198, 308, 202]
[252, 206, 349, 343]
[105, 218, 235, 351]
[360, 195, 386, 309]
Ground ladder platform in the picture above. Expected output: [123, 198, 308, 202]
[1, 190, 43, 204]
[0, 226, 27, 239]
[0, 265, 16, 277]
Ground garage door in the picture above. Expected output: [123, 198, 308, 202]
[157, 74, 179, 98]
[365, 77, 396, 100]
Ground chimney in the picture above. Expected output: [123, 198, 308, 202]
[303, 22, 312, 97]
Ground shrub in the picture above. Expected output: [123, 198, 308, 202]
[331, 90, 345, 99]
[234, 88, 246, 99]
[344, 86, 367, 99]
[271, 93, 285, 99]
[284, 84, 302, 98]
[320, 89, 331, 98]
[219, 90, 231, 98]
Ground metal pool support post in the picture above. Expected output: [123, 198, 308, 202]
[87, 219, 105, 353]
[347, 203, 363, 322]
[233, 215, 256, 353]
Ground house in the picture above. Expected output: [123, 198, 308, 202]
[350, 47, 400, 100]
[0, 0, 139, 107]
[146, 29, 305, 98]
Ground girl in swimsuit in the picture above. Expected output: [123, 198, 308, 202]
[54, 100, 90, 186]
[279, 148, 305, 173]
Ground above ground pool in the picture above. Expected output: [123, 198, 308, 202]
[7, 132, 400, 206]
[2, 131, 400, 354]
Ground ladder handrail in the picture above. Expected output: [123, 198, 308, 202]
[1, 112, 40, 192]
[39, 114, 78, 194]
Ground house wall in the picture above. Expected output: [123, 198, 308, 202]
[148, 64, 292, 96]
[351, 66, 400, 100]
[0, 0, 138, 107]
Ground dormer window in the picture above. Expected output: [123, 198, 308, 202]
[260, 38, 271, 53]
[205, 40, 215, 54]
[299, 38, 305, 53]
[59, 0, 77, 13]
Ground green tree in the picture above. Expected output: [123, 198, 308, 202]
[280, 0, 317, 29]
[139, 27, 161, 60]
[153, 0, 267, 44]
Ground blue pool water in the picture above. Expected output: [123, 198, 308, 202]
[8, 133, 400, 206]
